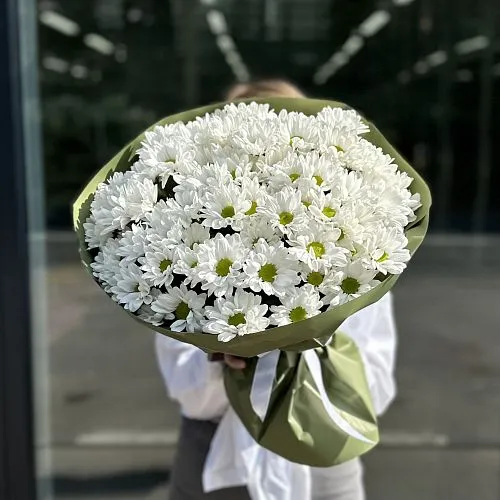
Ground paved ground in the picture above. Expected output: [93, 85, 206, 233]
[41, 234, 500, 500]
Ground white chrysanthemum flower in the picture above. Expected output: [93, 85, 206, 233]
[361, 226, 410, 275]
[118, 177, 158, 221]
[230, 119, 279, 156]
[115, 224, 148, 263]
[91, 238, 121, 291]
[223, 101, 274, 120]
[194, 162, 233, 191]
[139, 240, 176, 287]
[308, 191, 342, 223]
[298, 259, 339, 292]
[204, 289, 270, 342]
[87, 171, 134, 239]
[302, 151, 342, 190]
[277, 110, 318, 150]
[172, 246, 201, 286]
[110, 263, 152, 312]
[182, 223, 211, 248]
[322, 260, 380, 307]
[242, 240, 300, 296]
[240, 177, 267, 217]
[288, 222, 348, 267]
[343, 138, 397, 176]
[137, 289, 164, 326]
[316, 126, 359, 156]
[195, 233, 248, 297]
[212, 148, 254, 182]
[316, 107, 369, 135]
[239, 218, 281, 248]
[330, 170, 364, 203]
[264, 151, 317, 191]
[145, 199, 191, 239]
[84, 215, 110, 249]
[201, 183, 252, 230]
[270, 285, 323, 326]
[151, 284, 206, 332]
[172, 182, 204, 219]
[257, 187, 307, 234]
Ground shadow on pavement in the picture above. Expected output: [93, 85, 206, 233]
[53, 469, 170, 496]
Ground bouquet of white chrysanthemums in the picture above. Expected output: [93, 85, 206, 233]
[84, 102, 420, 341]
[75, 98, 430, 467]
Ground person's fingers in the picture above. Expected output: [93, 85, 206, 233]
[224, 354, 246, 369]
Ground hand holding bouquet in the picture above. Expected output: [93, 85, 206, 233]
[74, 98, 431, 465]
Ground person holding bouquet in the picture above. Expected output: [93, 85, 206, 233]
[155, 80, 398, 500]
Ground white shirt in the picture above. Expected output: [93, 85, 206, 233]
[155, 293, 397, 500]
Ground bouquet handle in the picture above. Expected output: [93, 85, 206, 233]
[223, 332, 379, 466]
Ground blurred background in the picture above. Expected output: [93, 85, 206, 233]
[10, 0, 500, 498]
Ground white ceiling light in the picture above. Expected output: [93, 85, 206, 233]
[414, 60, 429, 75]
[456, 69, 473, 82]
[426, 50, 447, 67]
[455, 36, 489, 55]
[39, 10, 80, 36]
[225, 51, 242, 65]
[115, 44, 128, 63]
[358, 10, 391, 38]
[206, 9, 227, 35]
[342, 35, 364, 56]
[397, 70, 411, 84]
[216, 34, 235, 52]
[84, 33, 115, 56]
[393, 0, 415, 5]
[330, 52, 349, 68]
[71, 64, 89, 79]
[42, 56, 69, 73]
[126, 8, 143, 23]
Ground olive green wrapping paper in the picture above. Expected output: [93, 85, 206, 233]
[223, 332, 378, 466]
[73, 97, 431, 466]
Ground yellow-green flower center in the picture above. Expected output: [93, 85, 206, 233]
[377, 251, 389, 263]
[313, 175, 324, 186]
[335, 145, 344, 153]
[230, 169, 237, 180]
[341, 277, 360, 295]
[307, 241, 325, 258]
[302, 200, 311, 208]
[215, 258, 232, 277]
[322, 207, 336, 218]
[245, 201, 258, 215]
[279, 211, 294, 225]
[307, 271, 324, 287]
[159, 259, 172, 273]
[289, 306, 307, 323]
[190, 260, 198, 269]
[228, 312, 246, 327]
[289, 135, 303, 145]
[289, 173, 300, 182]
[221, 205, 235, 218]
[175, 301, 190, 320]
[258, 263, 277, 283]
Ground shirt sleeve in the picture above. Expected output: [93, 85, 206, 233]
[154, 333, 229, 420]
[339, 293, 397, 416]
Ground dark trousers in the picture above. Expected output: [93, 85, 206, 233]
[169, 417, 251, 500]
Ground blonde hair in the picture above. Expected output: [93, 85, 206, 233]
[225, 79, 305, 100]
